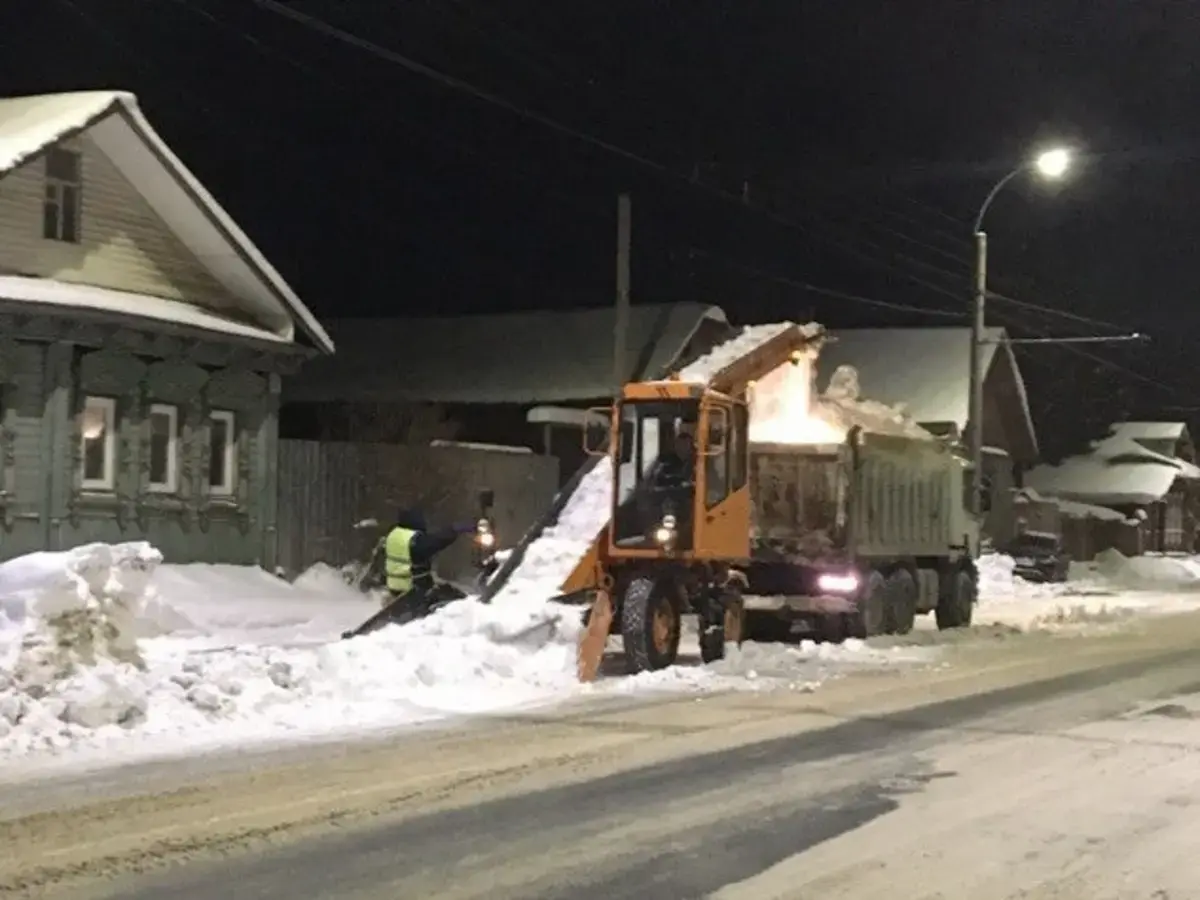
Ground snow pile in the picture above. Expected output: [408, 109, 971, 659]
[1085, 549, 1200, 590]
[0, 542, 162, 737]
[0, 544, 585, 768]
[975, 550, 1200, 631]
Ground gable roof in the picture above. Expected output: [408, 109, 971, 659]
[815, 326, 1036, 452]
[0, 90, 333, 353]
[1026, 432, 1200, 506]
[284, 302, 731, 405]
[1109, 421, 1189, 443]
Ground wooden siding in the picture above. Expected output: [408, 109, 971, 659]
[0, 133, 236, 314]
[0, 335, 281, 566]
[275, 439, 559, 582]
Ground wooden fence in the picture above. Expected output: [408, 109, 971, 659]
[276, 440, 559, 581]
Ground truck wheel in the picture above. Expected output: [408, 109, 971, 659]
[621, 577, 681, 673]
[846, 571, 886, 640]
[936, 568, 976, 630]
[884, 570, 917, 635]
[700, 587, 745, 663]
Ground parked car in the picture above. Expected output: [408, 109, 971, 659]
[1007, 531, 1071, 583]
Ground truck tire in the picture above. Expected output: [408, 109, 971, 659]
[936, 567, 976, 630]
[846, 571, 886, 640]
[621, 576, 681, 673]
[884, 569, 917, 635]
[700, 586, 745, 664]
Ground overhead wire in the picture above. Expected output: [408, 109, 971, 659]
[88, 0, 1185, 401]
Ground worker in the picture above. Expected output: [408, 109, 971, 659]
[650, 430, 696, 489]
[384, 508, 476, 612]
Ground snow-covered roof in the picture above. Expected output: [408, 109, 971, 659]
[0, 276, 291, 345]
[284, 302, 730, 405]
[0, 90, 332, 353]
[1026, 432, 1200, 506]
[1109, 421, 1189, 443]
[815, 326, 1036, 457]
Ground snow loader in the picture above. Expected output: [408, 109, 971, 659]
[553, 324, 980, 681]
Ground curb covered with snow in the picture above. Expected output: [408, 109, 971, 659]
[975, 550, 1200, 631]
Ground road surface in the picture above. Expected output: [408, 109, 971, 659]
[5, 616, 1200, 899]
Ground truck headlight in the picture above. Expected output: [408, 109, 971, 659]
[816, 572, 859, 594]
[655, 514, 677, 545]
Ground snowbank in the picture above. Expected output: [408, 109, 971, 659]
[0, 543, 584, 770]
[0, 541, 942, 774]
[975, 551, 1200, 631]
[1085, 549, 1200, 590]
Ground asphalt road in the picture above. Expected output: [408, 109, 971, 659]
[7, 617, 1200, 899]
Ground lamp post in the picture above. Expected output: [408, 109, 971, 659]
[967, 147, 1072, 518]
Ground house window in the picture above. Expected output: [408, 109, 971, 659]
[43, 148, 82, 243]
[80, 396, 116, 491]
[147, 403, 179, 493]
[208, 410, 237, 495]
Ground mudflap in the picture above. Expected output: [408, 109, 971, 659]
[577, 589, 614, 683]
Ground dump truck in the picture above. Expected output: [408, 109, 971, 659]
[741, 430, 977, 644]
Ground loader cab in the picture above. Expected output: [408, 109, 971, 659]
[597, 384, 750, 560]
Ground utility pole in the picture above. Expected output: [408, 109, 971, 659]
[967, 230, 987, 517]
[614, 193, 631, 395]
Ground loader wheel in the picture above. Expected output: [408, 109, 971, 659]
[936, 567, 976, 631]
[699, 587, 745, 664]
[845, 571, 886, 640]
[621, 577, 681, 673]
[884, 569, 917, 636]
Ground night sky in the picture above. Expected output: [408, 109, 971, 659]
[6, 1, 1200, 458]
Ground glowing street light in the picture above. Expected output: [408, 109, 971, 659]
[1034, 147, 1071, 180]
[966, 145, 1075, 520]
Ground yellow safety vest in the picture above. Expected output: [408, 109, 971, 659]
[384, 526, 418, 593]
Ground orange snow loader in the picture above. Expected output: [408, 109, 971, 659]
[566, 324, 827, 681]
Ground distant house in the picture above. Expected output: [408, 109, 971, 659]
[0, 90, 333, 564]
[816, 326, 1038, 541]
[282, 302, 734, 482]
[1026, 428, 1200, 554]
[1107, 421, 1195, 464]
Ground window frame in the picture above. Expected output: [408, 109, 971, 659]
[207, 409, 237, 496]
[80, 395, 117, 492]
[43, 147, 82, 244]
[146, 403, 180, 494]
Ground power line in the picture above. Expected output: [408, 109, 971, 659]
[686, 247, 965, 320]
[229, 2, 1151, 348]
[118, 0, 1188, 401]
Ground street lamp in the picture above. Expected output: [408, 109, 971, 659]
[967, 146, 1072, 519]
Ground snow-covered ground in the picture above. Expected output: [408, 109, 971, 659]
[0, 542, 930, 775]
[974, 548, 1200, 630]
[5, 539, 1200, 777]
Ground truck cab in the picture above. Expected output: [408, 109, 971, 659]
[601, 382, 750, 563]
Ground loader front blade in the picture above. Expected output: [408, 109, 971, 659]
[577, 589, 613, 682]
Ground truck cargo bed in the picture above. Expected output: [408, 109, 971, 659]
[750, 431, 969, 561]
